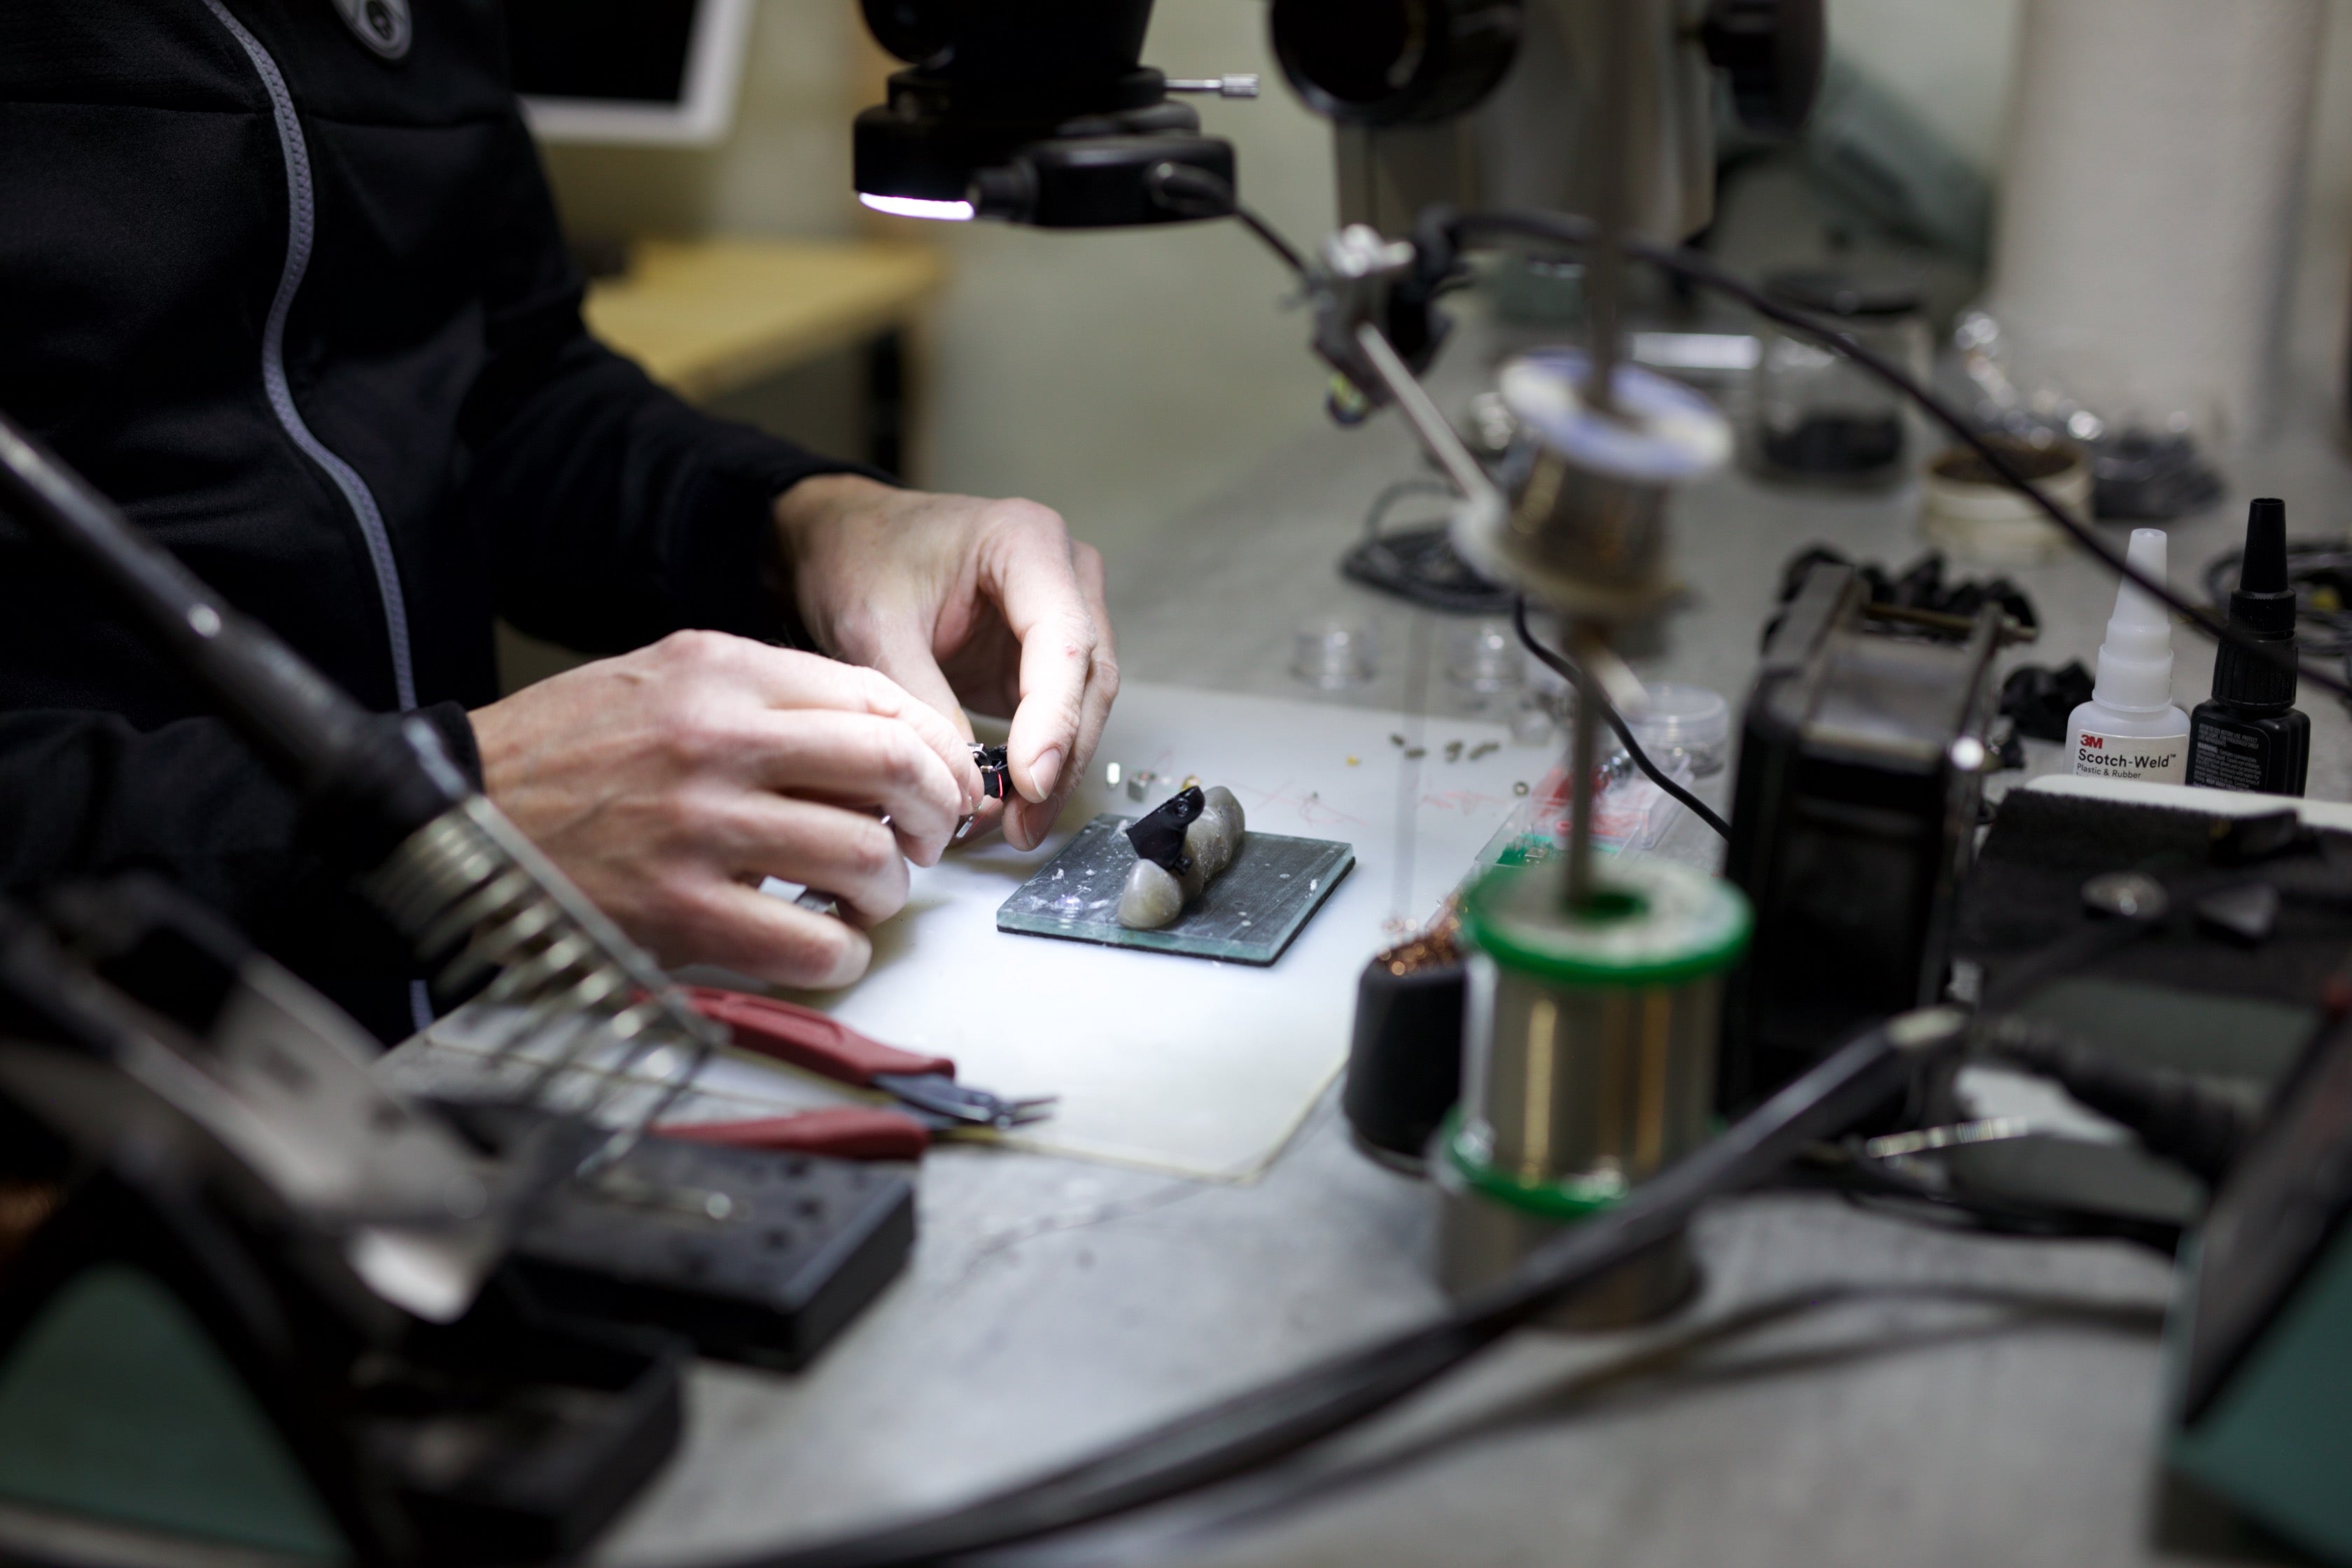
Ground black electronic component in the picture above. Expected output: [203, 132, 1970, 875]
[1721, 556, 2004, 1115]
[2000, 660, 2095, 743]
[972, 743, 1011, 802]
[1124, 785, 1205, 874]
[2190, 498, 2311, 797]
[1772, 545, 2038, 636]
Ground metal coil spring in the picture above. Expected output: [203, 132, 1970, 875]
[365, 796, 723, 1166]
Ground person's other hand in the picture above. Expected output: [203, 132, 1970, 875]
[469, 631, 983, 988]
[773, 475, 1118, 850]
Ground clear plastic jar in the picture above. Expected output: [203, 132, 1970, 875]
[1752, 270, 1928, 484]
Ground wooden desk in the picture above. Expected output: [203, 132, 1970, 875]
[582, 236, 947, 473]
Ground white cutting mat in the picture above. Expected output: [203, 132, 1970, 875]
[738, 682, 1554, 1180]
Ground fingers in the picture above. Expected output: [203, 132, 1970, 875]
[660, 631, 983, 809]
[710, 794, 913, 925]
[676, 881, 876, 990]
[736, 708, 966, 864]
[841, 661, 986, 812]
[1003, 540, 1119, 850]
[864, 621, 980, 752]
[982, 506, 1105, 807]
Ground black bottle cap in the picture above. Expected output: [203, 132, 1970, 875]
[2211, 496, 2298, 708]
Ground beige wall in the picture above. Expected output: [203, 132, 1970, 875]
[1827, 0, 2020, 172]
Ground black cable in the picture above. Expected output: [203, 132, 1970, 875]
[1511, 596, 1734, 841]
[1977, 1015, 2260, 1186]
[1364, 477, 1457, 540]
[714, 1013, 1952, 1568]
[2202, 538, 2352, 664]
[1144, 163, 1308, 276]
[1825, 1170, 2184, 1255]
[1233, 205, 1310, 279]
[1438, 209, 2352, 707]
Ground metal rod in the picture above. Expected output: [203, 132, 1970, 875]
[1580, 0, 1633, 414]
[1564, 621, 1602, 910]
[1352, 322, 1497, 505]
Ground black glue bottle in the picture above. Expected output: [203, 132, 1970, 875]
[2188, 496, 2309, 795]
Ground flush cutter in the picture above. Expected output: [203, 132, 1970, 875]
[655, 986, 1055, 1159]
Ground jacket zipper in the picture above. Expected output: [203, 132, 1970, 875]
[202, 0, 435, 1032]
[200, 0, 419, 715]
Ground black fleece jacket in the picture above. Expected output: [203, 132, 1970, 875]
[0, 0, 860, 1042]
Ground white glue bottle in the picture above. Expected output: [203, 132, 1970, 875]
[2066, 527, 2190, 783]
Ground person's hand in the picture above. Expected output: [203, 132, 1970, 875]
[773, 474, 1118, 850]
[469, 631, 983, 988]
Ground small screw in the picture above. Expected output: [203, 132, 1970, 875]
[1445, 740, 1464, 762]
[1404, 746, 1427, 760]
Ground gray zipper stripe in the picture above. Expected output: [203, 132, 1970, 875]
[202, 0, 436, 1034]
[200, 0, 419, 715]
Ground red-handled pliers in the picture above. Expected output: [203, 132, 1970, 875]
[654, 986, 1055, 1158]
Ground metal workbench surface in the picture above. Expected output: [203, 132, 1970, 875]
[598, 312, 2352, 1568]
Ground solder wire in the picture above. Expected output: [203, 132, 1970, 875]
[1513, 596, 1734, 841]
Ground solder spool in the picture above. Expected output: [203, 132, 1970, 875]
[1437, 855, 1751, 1326]
[1452, 349, 1732, 624]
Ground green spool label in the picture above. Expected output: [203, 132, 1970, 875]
[1462, 857, 1751, 988]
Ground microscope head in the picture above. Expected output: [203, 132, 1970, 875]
[853, 0, 1237, 227]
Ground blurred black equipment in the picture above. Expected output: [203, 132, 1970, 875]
[0, 418, 922, 1560]
[854, 0, 1239, 227]
[1719, 556, 2010, 1114]
[2167, 1016, 2352, 1562]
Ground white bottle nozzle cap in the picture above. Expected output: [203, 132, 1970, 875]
[2092, 527, 2177, 711]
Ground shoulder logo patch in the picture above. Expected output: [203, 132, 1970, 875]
[330, 0, 412, 60]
